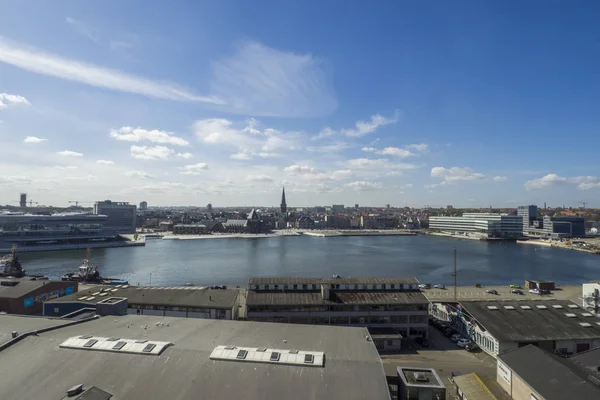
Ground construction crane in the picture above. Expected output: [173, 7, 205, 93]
[69, 201, 94, 207]
[580, 201, 588, 209]
[28, 200, 39, 207]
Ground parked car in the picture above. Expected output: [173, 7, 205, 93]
[509, 284, 521, 289]
[450, 333, 462, 342]
[511, 289, 524, 295]
[529, 288, 541, 295]
[486, 289, 498, 295]
[465, 342, 480, 352]
[443, 328, 456, 337]
[433, 284, 446, 289]
[418, 284, 429, 289]
[540, 289, 551, 295]
[456, 338, 471, 348]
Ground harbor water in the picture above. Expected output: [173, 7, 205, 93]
[16, 235, 600, 287]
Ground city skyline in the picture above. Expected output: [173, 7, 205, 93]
[1, 2, 600, 207]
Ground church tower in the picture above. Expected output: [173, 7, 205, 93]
[280, 186, 287, 214]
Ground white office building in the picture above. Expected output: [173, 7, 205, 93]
[429, 213, 523, 239]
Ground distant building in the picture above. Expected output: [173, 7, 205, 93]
[94, 200, 137, 234]
[19, 193, 26, 208]
[207, 203, 213, 213]
[361, 215, 398, 229]
[0, 277, 77, 315]
[429, 213, 523, 239]
[355, 204, 359, 209]
[222, 209, 268, 234]
[446, 205, 453, 210]
[280, 186, 287, 214]
[385, 204, 390, 209]
[519, 205, 586, 238]
[295, 215, 315, 229]
[246, 277, 429, 339]
[331, 204, 344, 212]
[324, 215, 350, 229]
[139, 201, 148, 211]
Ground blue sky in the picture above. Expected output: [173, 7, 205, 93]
[1, 1, 599, 207]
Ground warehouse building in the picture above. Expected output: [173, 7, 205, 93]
[0, 278, 77, 315]
[431, 300, 600, 357]
[44, 285, 239, 320]
[0, 314, 391, 399]
[497, 344, 600, 400]
[247, 277, 429, 339]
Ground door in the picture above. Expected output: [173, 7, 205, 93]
[576, 343, 590, 353]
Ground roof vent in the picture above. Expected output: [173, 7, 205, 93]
[66, 384, 84, 397]
[224, 345, 236, 350]
[289, 349, 299, 354]
[270, 352, 281, 361]
[552, 305, 563, 309]
[414, 372, 429, 382]
[256, 347, 267, 352]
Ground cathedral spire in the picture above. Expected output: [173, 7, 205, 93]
[280, 186, 287, 213]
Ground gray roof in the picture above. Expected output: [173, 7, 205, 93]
[222, 219, 247, 226]
[459, 300, 600, 342]
[247, 290, 427, 306]
[0, 315, 390, 400]
[0, 278, 48, 299]
[498, 345, 600, 400]
[249, 277, 419, 285]
[49, 285, 239, 309]
[570, 347, 600, 378]
[0, 314, 72, 345]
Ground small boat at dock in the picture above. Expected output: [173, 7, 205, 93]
[61, 248, 128, 285]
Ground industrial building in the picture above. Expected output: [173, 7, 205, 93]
[45, 285, 240, 320]
[246, 277, 429, 339]
[497, 344, 600, 400]
[0, 277, 77, 315]
[429, 213, 523, 239]
[432, 300, 600, 358]
[0, 314, 391, 400]
[396, 367, 446, 400]
[93, 200, 137, 234]
[518, 205, 586, 238]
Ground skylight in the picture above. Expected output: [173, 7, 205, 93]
[504, 306, 515, 310]
[568, 304, 579, 309]
[565, 313, 576, 318]
[487, 306, 498, 310]
[536, 305, 547, 309]
[520, 305, 531, 310]
[552, 305, 563, 309]
[580, 323, 592, 328]
[209, 345, 325, 367]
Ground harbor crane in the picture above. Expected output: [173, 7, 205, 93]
[580, 201, 588, 209]
[69, 201, 94, 207]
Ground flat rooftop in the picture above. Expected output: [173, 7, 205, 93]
[397, 367, 444, 388]
[460, 300, 600, 342]
[50, 285, 239, 309]
[0, 315, 390, 400]
[249, 277, 419, 285]
[0, 314, 72, 345]
[247, 290, 428, 306]
[0, 278, 73, 299]
[423, 284, 582, 303]
[498, 345, 600, 400]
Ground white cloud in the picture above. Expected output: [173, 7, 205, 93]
[345, 158, 418, 171]
[0, 93, 30, 109]
[492, 176, 508, 182]
[312, 127, 336, 140]
[230, 152, 252, 160]
[54, 166, 78, 170]
[125, 170, 154, 179]
[246, 174, 273, 183]
[430, 167, 486, 184]
[0, 175, 32, 184]
[195, 118, 249, 145]
[130, 145, 174, 160]
[306, 141, 352, 153]
[524, 174, 599, 191]
[57, 150, 83, 157]
[23, 136, 46, 144]
[407, 143, 429, 152]
[378, 147, 415, 158]
[341, 111, 399, 137]
[344, 181, 383, 191]
[180, 162, 209, 175]
[210, 41, 337, 117]
[96, 160, 114, 165]
[257, 152, 279, 158]
[284, 165, 317, 175]
[176, 152, 193, 159]
[361, 147, 376, 152]
[0, 37, 222, 104]
[110, 127, 189, 146]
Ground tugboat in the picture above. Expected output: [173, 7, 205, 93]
[61, 248, 128, 285]
[0, 245, 25, 278]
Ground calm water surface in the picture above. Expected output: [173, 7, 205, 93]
[17, 235, 600, 287]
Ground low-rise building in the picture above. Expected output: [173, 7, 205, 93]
[432, 300, 600, 357]
[429, 213, 523, 239]
[497, 344, 600, 400]
[397, 366, 446, 400]
[0, 278, 77, 315]
[246, 277, 429, 339]
[0, 314, 391, 400]
[44, 285, 239, 320]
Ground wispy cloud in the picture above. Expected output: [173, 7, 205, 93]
[0, 93, 30, 109]
[0, 36, 223, 104]
[344, 181, 383, 191]
[176, 152, 193, 159]
[96, 160, 114, 165]
[125, 170, 154, 179]
[492, 176, 508, 182]
[65, 17, 102, 45]
[341, 111, 399, 137]
[66, 17, 139, 50]
[210, 41, 337, 117]
[57, 150, 83, 157]
[430, 166, 486, 185]
[180, 162, 209, 175]
[23, 136, 46, 144]
[130, 145, 174, 160]
[524, 173, 599, 191]
[110, 127, 189, 146]
[246, 174, 273, 182]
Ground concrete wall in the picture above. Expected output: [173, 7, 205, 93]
[497, 359, 544, 400]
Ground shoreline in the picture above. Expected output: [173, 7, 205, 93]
[517, 239, 600, 254]
[426, 231, 485, 241]
[159, 229, 417, 240]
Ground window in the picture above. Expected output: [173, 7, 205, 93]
[304, 354, 314, 364]
[270, 352, 280, 361]
[254, 285, 259, 290]
[382, 284, 387, 289]
[112, 341, 126, 350]
[283, 284, 289, 290]
[354, 284, 359, 289]
[302, 284, 308, 290]
[387, 340, 393, 346]
[293, 284, 298, 290]
[390, 284, 395, 289]
[54, 307, 59, 313]
[274, 284, 279, 290]
[142, 343, 156, 353]
[236, 349, 248, 359]
[83, 339, 98, 348]
[312, 284, 317, 290]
